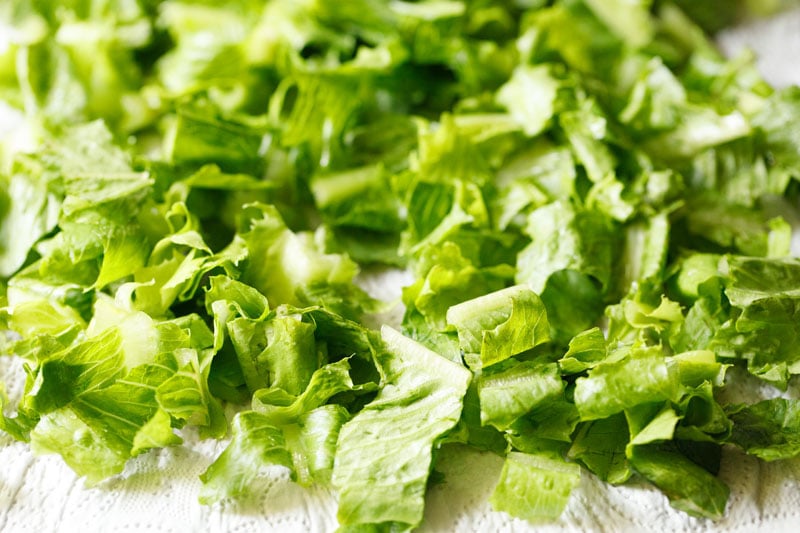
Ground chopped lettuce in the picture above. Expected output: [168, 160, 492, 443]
[332, 326, 470, 529]
[1, 0, 800, 529]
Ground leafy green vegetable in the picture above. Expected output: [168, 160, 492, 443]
[2, 0, 800, 529]
[490, 452, 581, 523]
[332, 326, 470, 529]
[726, 398, 800, 460]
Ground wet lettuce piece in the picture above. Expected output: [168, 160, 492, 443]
[447, 284, 550, 369]
[709, 257, 800, 387]
[200, 394, 352, 502]
[573, 345, 678, 421]
[478, 360, 563, 430]
[628, 443, 729, 520]
[4, 293, 226, 481]
[726, 398, 800, 461]
[236, 203, 376, 320]
[516, 201, 615, 343]
[200, 308, 382, 502]
[331, 326, 470, 530]
[490, 452, 581, 523]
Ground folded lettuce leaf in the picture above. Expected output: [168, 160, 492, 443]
[331, 326, 471, 529]
[447, 284, 550, 369]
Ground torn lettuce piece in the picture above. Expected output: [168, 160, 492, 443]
[516, 201, 615, 343]
[201, 352, 367, 502]
[573, 345, 678, 421]
[674, 382, 731, 443]
[478, 360, 563, 430]
[446, 285, 550, 369]
[507, 397, 581, 445]
[489, 452, 581, 523]
[402, 241, 508, 335]
[251, 358, 361, 424]
[625, 403, 681, 453]
[712, 295, 800, 388]
[2, 120, 152, 284]
[199, 411, 293, 503]
[559, 327, 607, 374]
[156, 347, 227, 439]
[614, 213, 670, 296]
[670, 350, 728, 389]
[517, 202, 613, 293]
[227, 308, 318, 395]
[199, 404, 351, 502]
[496, 64, 562, 137]
[29, 357, 183, 485]
[726, 398, 800, 461]
[0, 157, 61, 277]
[605, 290, 683, 346]
[671, 253, 722, 303]
[568, 414, 631, 484]
[236, 203, 374, 320]
[331, 326, 471, 530]
[628, 444, 729, 520]
[16, 295, 225, 481]
[493, 142, 576, 230]
[724, 256, 800, 308]
[559, 97, 617, 183]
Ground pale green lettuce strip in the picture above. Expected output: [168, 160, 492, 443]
[331, 326, 471, 529]
[490, 452, 581, 523]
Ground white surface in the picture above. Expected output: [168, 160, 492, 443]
[3, 9, 800, 533]
[718, 8, 800, 88]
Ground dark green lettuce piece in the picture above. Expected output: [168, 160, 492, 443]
[568, 414, 631, 484]
[516, 201, 615, 343]
[726, 398, 800, 461]
[628, 443, 729, 520]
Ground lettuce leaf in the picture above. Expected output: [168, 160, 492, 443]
[331, 326, 470, 529]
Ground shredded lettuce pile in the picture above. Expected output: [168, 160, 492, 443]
[3, 0, 800, 529]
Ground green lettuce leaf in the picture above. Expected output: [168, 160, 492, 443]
[489, 452, 581, 523]
[574, 345, 678, 421]
[628, 444, 729, 520]
[447, 284, 550, 368]
[726, 398, 800, 461]
[331, 326, 471, 529]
